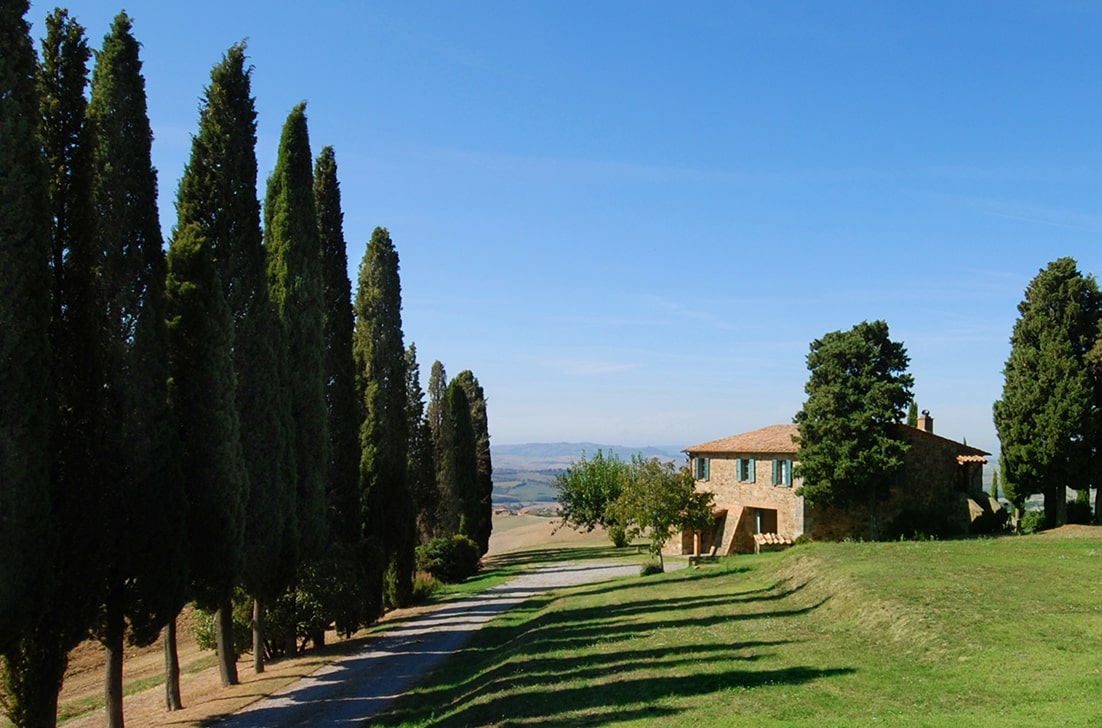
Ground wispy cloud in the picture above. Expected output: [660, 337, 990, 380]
[960, 196, 1102, 235]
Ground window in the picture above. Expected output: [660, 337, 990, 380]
[772, 459, 793, 487]
[694, 456, 710, 481]
[737, 458, 756, 483]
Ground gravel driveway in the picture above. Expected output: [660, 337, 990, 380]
[215, 560, 645, 727]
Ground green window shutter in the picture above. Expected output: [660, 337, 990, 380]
[704, 458, 710, 481]
[748, 459, 756, 483]
[772, 460, 779, 485]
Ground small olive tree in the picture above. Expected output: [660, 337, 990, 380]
[553, 450, 631, 546]
[612, 456, 715, 571]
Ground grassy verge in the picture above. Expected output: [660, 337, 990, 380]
[374, 533, 1102, 727]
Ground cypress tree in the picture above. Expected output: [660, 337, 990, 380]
[175, 43, 293, 678]
[166, 220, 247, 688]
[1, 12, 107, 727]
[89, 13, 189, 725]
[444, 381, 480, 540]
[265, 103, 328, 563]
[994, 258, 1102, 528]
[315, 146, 360, 549]
[406, 345, 438, 542]
[427, 360, 457, 537]
[453, 370, 493, 555]
[353, 227, 414, 609]
[0, 0, 52, 656]
[427, 360, 447, 445]
[906, 401, 919, 428]
[300, 146, 365, 637]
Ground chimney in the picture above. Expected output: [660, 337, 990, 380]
[917, 410, 933, 433]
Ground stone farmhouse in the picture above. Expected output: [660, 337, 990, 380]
[674, 412, 993, 556]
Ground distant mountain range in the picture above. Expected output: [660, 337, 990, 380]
[490, 442, 686, 512]
[492, 442, 685, 468]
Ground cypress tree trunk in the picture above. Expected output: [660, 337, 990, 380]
[253, 598, 265, 674]
[164, 619, 182, 710]
[215, 600, 238, 687]
[104, 589, 125, 728]
[1045, 484, 1067, 527]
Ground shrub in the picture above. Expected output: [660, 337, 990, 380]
[608, 523, 630, 548]
[639, 559, 664, 576]
[1021, 509, 1047, 534]
[411, 571, 439, 604]
[192, 589, 252, 657]
[415, 535, 481, 583]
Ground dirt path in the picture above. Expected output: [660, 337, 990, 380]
[212, 560, 641, 727]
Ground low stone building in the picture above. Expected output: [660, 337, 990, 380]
[675, 412, 992, 556]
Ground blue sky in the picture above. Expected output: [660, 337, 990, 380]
[27, 1, 1102, 453]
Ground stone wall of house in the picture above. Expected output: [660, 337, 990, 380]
[805, 430, 982, 541]
[670, 453, 806, 556]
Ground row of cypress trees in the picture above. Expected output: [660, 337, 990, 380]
[0, 4, 493, 726]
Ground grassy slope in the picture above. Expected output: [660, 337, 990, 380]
[375, 532, 1102, 727]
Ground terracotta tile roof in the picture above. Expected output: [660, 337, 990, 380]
[890, 423, 991, 457]
[685, 424, 799, 455]
[686, 422, 990, 458]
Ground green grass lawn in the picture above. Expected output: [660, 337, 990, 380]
[375, 532, 1102, 727]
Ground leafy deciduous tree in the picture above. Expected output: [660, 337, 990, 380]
[611, 457, 715, 570]
[553, 450, 631, 547]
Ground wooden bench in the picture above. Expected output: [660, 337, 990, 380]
[753, 532, 792, 554]
[688, 545, 718, 566]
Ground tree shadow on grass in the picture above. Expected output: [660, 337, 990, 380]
[485, 544, 641, 569]
[373, 575, 839, 727]
[376, 659, 853, 727]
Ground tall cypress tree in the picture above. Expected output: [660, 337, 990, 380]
[995, 258, 1102, 528]
[302, 146, 366, 637]
[406, 344, 437, 542]
[315, 146, 360, 549]
[453, 370, 493, 555]
[0, 5, 57, 722]
[444, 381, 480, 540]
[1, 12, 107, 727]
[89, 13, 189, 725]
[354, 227, 414, 610]
[166, 220, 247, 688]
[175, 43, 293, 678]
[265, 103, 328, 564]
[426, 360, 456, 537]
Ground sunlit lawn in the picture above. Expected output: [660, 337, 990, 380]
[375, 532, 1102, 727]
